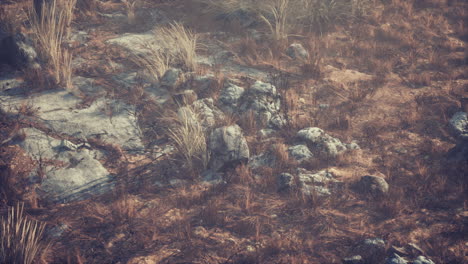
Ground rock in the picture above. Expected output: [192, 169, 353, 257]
[218, 81, 245, 112]
[286, 43, 309, 60]
[277, 173, 294, 191]
[19, 128, 113, 203]
[354, 175, 389, 197]
[449, 112, 468, 139]
[0, 32, 39, 69]
[216, 8, 258, 28]
[208, 125, 249, 171]
[297, 127, 350, 157]
[412, 256, 435, 264]
[191, 98, 225, 128]
[160, 68, 184, 90]
[201, 169, 225, 185]
[296, 169, 339, 196]
[385, 254, 408, 264]
[355, 238, 386, 263]
[407, 243, 425, 256]
[239, 81, 281, 126]
[302, 185, 331, 196]
[258, 128, 276, 138]
[0, 90, 144, 151]
[342, 255, 364, 264]
[288, 144, 313, 162]
[72, 76, 106, 97]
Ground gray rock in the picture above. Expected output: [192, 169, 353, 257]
[201, 169, 225, 185]
[449, 112, 468, 139]
[0, 32, 39, 69]
[288, 144, 313, 162]
[342, 255, 364, 264]
[302, 185, 331, 196]
[160, 68, 184, 90]
[19, 128, 112, 203]
[277, 173, 294, 191]
[412, 256, 435, 264]
[218, 82, 245, 112]
[286, 43, 309, 60]
[72, 76, 106, 97]
[191, 98, 225, 128]
[208, 125, 249, 171]
[239, 81, 281, 126]
[354, 175, 389, 196]
[298, 169, 336, 185]
[258, 128, 276, 138]
[297, 127, 349, 157]
[1, 90, 144, 151]
[385, 254, 408, 264]
[172, 89, 197, 105]
[355, 238, 386, 263]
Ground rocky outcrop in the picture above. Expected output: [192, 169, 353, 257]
[297, 127, 357, 158]
[208, 125, 249, 171]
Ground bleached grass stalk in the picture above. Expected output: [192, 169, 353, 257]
[158, 22, 199, 72]
[123, 0, 138, 24]
[28, 0, 75, 89]
[168, 107, 209, 173]
[259, 0, 291, 41]
[0, 203, 47, 264]
[131, 42, 170, 83]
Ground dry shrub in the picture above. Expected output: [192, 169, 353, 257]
[28, 0, 75, 89]
[0, 203, 47, 264]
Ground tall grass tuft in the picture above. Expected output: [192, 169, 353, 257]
[259, 0, 291, 41]
[28, 0, 76, 89]
[0, 203, 47, 264]
[168, 107, 209, 174]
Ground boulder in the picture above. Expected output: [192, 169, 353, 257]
[218, 81, 245, 112]
[385, 254, 408, 264]
[354, 238, 386, 264]
[449, 111, 468, 139]
[354, 175, 389, 197]
[208, 125, 249, 171]
[342, 255, 364, 264]
[297, 127, 351, 157]
[288, 144, 313, 162]
[239, 80, 281, 127]
[286, 43, 309, 60]
[412, 256, 435, 264]
[18, 128, 112, 203]
[0, 32, 39, 69]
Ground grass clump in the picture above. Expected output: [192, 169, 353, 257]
[28, 0, 76, 89]
[168, 106, 209, 174]
[0, 203, 47, 264]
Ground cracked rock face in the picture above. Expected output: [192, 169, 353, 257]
[208, 125, 249, 171]
[297, 127, 352, 158]
[18, 128, 112, 203]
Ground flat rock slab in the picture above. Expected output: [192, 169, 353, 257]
[19, 128, 113, 203]
[0, 90, 144, 151]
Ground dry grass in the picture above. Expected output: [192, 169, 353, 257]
[259, 0, 291, 41]
[123, 0, 138, 25]
[0, 203, 47, 264]
[168, 106, 209, 174]
[131, 42, 170, 83]
[28, 0, 75, 89]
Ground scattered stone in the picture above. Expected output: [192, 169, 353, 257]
[342, 255, 364, 264]
[218, 81, 245, 112]
[298, 169, 336, 185]
[288, 144, 313, 162]
[449, 111, 468, 139]
[60, 139, 78, 151]
[208, 125, 249, 171]
[354, 175, 389, 197]
[191, 98, 225, 128]
[160, 68, 185, 90]
[277, 173, 294, 191]
[201, 169, 225, 185]
[355, 238, 386, 264]
[239, 80, 281, 126]
[0, 32, 39, 69]
[258, 128, 276, 138]
[286, 43, 309, 60]
[297, 127, 351, 157]
[412, 256, 435, 264]
[385, 254, 408, 264]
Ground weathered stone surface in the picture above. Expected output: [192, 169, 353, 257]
[208, 125, 249, 171]
[288, 144, 313, 162]
[277, 173, 294, 191]
[286, 43, 309, 60]
[0, 32, 39, 69]
[354, 175, 389, 196]
[449, 111, 468, 139]
[342, 255, 364, 264]
[354, 238, 386, 264]
[190, 98, 225, 128]
[297, 127, 350, 157]
[218, 81, 245, 112]
[1, 90, 144, 151]
[412, 256, 435, 264]
[19, 128, 112, 203]
[385, 254, 408, 264]
[239, 80, 281, 127]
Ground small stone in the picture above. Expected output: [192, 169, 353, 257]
[342, 255, 364, 264]
[288, 144, 313, 162]
[354, 175, 389, 197]
[286, 43, 309, 60]
[412, 256, 435, 264]
[385, 254, 408, 264]
[277, 173, 294, 191]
